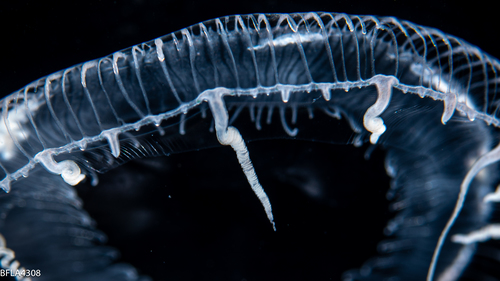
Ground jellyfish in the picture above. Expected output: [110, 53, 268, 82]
[0, 12, 500, 281]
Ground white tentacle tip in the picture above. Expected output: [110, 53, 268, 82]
[37, 153, 86, 186]
[451, 224, 500, 244]
[60, 160, 86, 186]
[484, 192, 500, 202]
[365, 117, 386, 144]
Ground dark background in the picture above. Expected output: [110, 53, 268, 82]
[0, 1, 498, 281]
